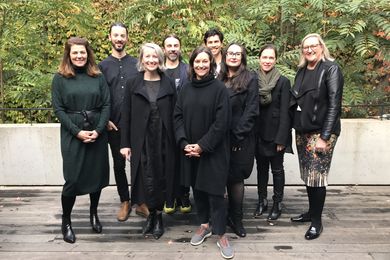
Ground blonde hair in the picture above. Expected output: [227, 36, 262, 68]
[137, 43, 166, 72]
[298, 33, 334, 68]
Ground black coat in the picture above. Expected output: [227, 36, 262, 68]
[257, 75, 292, 155]
[290, 60, 344, 140]
[177, 62, 190, 93]
[228, 75, 259, 181]
[174, 75, 230, 196]
[120, 72, 177, 200]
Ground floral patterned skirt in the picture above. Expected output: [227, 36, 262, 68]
[296, 133, 338, 187]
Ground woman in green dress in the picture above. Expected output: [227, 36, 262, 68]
[52, 37, 111, 243]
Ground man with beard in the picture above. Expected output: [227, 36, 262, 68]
[162, 34, 191, 214]
[163, 34, 189, 93]
[99, 22, 149, 221]
[203, 28, 224, 76]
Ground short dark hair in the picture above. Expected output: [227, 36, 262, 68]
[203, 28, 224, 44]
[162, 34, 181, 47]
[109, 22, 128, 35]
[259, 43, 278, 59]
[188, 46, 216, 80]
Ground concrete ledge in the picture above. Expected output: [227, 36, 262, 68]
[0, 119, 389, 185]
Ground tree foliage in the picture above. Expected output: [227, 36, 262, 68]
[0, 0, 389, 122]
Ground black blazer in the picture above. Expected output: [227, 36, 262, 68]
[257, 75, 292, 147]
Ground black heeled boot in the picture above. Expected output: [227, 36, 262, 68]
[267, 201, 282, 220]
[228, 216, 246, 237]
[62, 217, 76, 243]
[254, 198, 268, 218]
[90, 210, 102, 233]
[268, 169, 284, 220]
[152, 212, 164, 239]
[142, 209, 156, 236]
[228, 200, 246, 237]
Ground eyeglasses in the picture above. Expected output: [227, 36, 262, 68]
[302, 44, 321, 52]
[226, 51, 242, 57]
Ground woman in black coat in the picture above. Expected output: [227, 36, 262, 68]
[120, 43, 177, 240]
[254, 44, 292, 221]
[174, 46, 234, 259]
[289, 33, 343, 240]
[218, 43, 259, 237]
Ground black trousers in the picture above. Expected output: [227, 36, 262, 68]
[256, 152, 285, 202]
[193, 189, 226, 236]
[108, 129, 130, 202]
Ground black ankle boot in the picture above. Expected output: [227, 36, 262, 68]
[90, 210, 102, 233]
[62, 217, 76, 243]
[227, 216, 246, 237]
[267, 201, 282, 220]
[142, 209, 156, 236]
[152, 212, 164, 239]
[254, 198, 268, 217]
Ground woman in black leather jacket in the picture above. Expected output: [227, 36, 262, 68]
[289, 33, 343, 240]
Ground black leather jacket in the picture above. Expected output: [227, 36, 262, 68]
[290, 60, 344, 140]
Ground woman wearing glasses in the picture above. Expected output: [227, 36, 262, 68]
[289, 33, 343, 240]
[253, 44, 292, 221]
[218, 43, 259, 237]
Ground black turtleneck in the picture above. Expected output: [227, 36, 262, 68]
[173, 73, 231, 196]
[191, 74, 216, 88]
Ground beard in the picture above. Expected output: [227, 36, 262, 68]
[166, 51, 180, 62]
[111, 41, 126, 52]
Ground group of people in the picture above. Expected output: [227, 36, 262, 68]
[52, 23, 343, 259]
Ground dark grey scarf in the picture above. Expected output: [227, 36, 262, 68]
[258, 67, 281, 106]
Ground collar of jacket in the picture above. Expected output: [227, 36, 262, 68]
[132, 71, 175, 100]
[291, 60, 328, 99]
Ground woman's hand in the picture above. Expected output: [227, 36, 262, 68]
[77, 130, 98, 143]
[120, 148, 131, 161]
[276, 144, 285, 152]
[315, 137, 328, 153]
[184, 144, 202, 157]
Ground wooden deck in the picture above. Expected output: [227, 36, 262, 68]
[0, 185, 389, 260]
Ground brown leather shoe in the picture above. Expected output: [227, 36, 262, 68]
[135, 203, 149, 218]
[117, 201, 131, 221]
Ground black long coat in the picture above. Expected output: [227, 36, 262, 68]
[256, 76, 292, 156]
[120, 72, 177, 204]
[174, 75, 230, 196]
[228, 75, 259, 181]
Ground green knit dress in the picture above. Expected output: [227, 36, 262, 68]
[52, 69, 110, 196]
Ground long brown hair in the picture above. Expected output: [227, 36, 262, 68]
[58, 37, 100, 78]
[218, 43, 252, 92]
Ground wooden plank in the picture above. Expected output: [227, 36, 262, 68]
[0, 186, 390, 260]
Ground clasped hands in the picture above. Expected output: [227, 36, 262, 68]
[77, 130, 99, 143]
[184, 144, 202, 158]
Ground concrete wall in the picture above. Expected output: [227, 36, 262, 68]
[0, 119, 389, 185]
